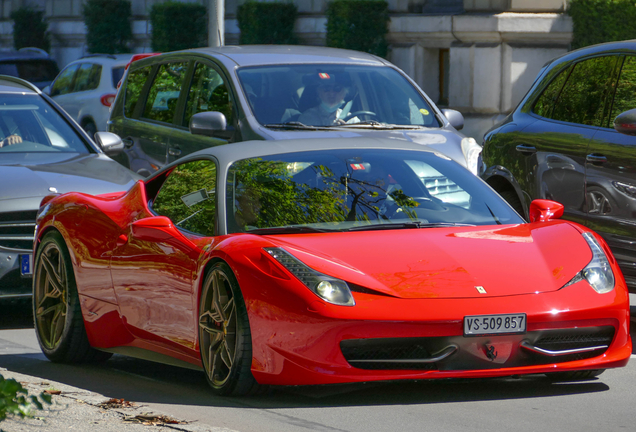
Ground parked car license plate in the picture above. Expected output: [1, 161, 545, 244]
[20, 254, 33, 277]
[464, 313, 526, 336]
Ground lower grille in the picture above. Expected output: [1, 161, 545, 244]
[0, 210, 37, 250]
[341, 326, 615, 371]
[340, 338, 439, 370]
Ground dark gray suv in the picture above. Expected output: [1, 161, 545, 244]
[108, 45, 481, 178]
[482, 40, 636, 292]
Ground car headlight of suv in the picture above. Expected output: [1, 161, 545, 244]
[461, 137, 483, 176]
[564, 232, 615, 293]
[265, 247, 355, 306]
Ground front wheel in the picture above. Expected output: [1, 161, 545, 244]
[198, 262, 262, 396]
[33, 231, 112, 363]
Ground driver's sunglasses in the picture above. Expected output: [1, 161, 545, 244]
[319, 85, 343, 93]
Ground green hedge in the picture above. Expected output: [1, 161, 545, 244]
[326, 0, 389, 58]
[150, 1, 207, 52]
[237, 2, 298, 45]
[10, 7, 50, 52]
[568, 0, 636, 50]
[83, 0, 133, 54]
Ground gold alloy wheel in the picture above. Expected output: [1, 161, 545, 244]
[199, 268, 238, 388]
[34, 241, 68, 350]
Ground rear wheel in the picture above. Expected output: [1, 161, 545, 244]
[546, 369, 605, 382]
[198, 262, 262, 396]
[33, 231, 112, 363]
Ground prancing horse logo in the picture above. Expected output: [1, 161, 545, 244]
[485, 344, 498, 361]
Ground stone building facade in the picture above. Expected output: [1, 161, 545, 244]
[0, 0, 573, 140]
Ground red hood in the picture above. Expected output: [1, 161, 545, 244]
[265, 221, 591, 299]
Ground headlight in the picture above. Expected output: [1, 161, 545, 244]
[461, 137, 483, 176]
[564, 233, 615, 293]
[265, 247, 355, 306]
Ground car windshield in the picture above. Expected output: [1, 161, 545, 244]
[226, 149, 522, 234]
[236, 65, 441, 128]
[0, 94, 90, 154]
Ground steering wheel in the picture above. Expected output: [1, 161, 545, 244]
[344, 111, 377, 120]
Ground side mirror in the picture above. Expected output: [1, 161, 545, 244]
[95, 131, 124, 156]
[190, 111, 227, 137]
[528, 199, 564, 222]
[441, 109, 464, 131]
[131, 216, 197, 253]
[42, 85, 51, 95]
[613, 108, 636, 136]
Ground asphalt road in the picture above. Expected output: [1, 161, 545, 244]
[0, 299, 635, 432]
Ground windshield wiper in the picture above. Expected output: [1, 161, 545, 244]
[264, 122, 329, 130]
[245, 226, 336, 235]
[332, 122, 426, 130]
[346, 221, 476, 231]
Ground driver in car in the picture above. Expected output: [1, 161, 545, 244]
[298, 74, 359, 126]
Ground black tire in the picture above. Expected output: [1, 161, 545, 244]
[82, 120, 97, 140]
[499, 188, 525, 218]
[198, 262, 263, 396]
[546, 369, 605, 382]
[33, 231, 112, 363]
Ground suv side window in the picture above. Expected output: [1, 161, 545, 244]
[152, 159, 217, 236]
[183, 63, 234, 127]
[610, 56, 636, 125]
[74, 63, 102, 92]
[551, 56, 618, 126]
[50, 64, 79, 96]
[124, 65, 152, 118]
[533, 66, 570, 119]
[143, 62, 188, 124]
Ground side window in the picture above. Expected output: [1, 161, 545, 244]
[533, 66, 570, 119]
[610, 56, 636, 125]
[551, 56, 618, 126]
[183, 63, 233, 127]
[152, 159, 217, 236]
[143, 62, 188, 124]
[74, 63, 102, 92]
[50, 64, 79, 97]
[124, 65, 152, 118]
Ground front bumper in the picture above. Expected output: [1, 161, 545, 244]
[247, 279, 631, 386]
[0, 246, 32, 299]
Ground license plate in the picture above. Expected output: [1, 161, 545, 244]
[464, 313, 526, 336]
[19, 254, 33, 277]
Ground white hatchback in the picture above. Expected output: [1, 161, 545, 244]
[45, 54, 133, 137]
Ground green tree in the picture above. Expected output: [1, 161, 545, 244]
[10, 6, 50, 52]
[150, 1, 207, 52]
[237, 2, 298, 45]
[83, 0, 132, 54]
[326, 0, 389, 58]
[568, 0, 636, 49]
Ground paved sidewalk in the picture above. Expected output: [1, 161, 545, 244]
[0, 369, 238, 432]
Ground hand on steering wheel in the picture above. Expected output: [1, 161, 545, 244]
[344, 111, 377, 120]
[0, 134, 22, 148]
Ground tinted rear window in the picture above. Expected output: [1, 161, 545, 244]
[0, 60, 59, 84]
[112, 66, 125, 88]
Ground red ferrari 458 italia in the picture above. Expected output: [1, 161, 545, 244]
[32, 137, 631, 396]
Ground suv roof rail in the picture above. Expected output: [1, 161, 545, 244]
[18, 47, 49, 57]
[80, 53, 117, 60]
[0, 74, 41, 92]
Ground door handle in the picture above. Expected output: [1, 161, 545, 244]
[586, 154, 608, 164]
[168, 147, 182, 157]
[515, 144, 537, 154]
[122, 137, 134, 148]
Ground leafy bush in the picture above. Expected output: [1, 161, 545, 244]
[83, 0, 133, 54]
[10, 6, 50, 52]
[326, 0, 389, 58]
[150, 1, 207, 52]
[237, 2, 298, 45]
[0, 374, 51, 422]
[568, 0, 636, 50]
